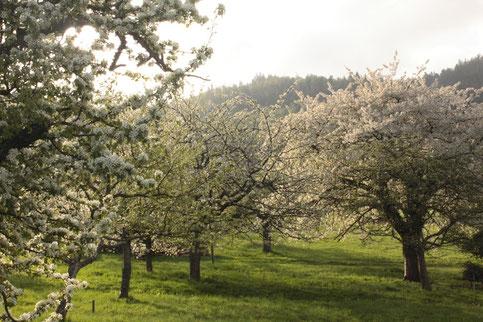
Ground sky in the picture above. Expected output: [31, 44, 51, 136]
[173, 0, 483, 93]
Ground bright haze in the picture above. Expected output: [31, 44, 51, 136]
[179, 0, 483, 93]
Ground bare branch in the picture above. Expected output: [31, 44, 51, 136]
[1, 290, 19, 322]
[109, 33, 127, 71]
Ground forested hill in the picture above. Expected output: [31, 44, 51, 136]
[425, 55, 483, 91]
[197, 74, 353, 110]
[197, 55, 483, 107]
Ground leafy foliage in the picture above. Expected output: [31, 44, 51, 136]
[459, 230, 483, 259]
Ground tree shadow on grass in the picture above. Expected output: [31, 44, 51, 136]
[264, 244, 404, 280]
[85, 246, 480, 321]
[126, 270, 481, 322]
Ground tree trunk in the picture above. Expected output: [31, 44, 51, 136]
[56, 263, 81, 320]
[56, 240, 104, 321]
[402, 243, 420, 282]
[416, 246, 432, 290]
[145, 236, 153, 273]
[189, 239, 201, 281]
[210, 242, 215, 265]
[262, 222, 272, 253]
[119, 231, 132, 298]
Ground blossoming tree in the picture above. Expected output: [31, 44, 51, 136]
[288, 59, 483, 290]
[138, 96, 306, 281]
[161, 98, 273, 281]
[0, 0, 222, 320]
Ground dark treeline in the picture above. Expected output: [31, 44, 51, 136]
[198, 55, 483, 107]
[425, 55, 483, 96]
[198, 74, 353, 112]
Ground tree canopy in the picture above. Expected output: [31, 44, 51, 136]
[0, 0, 222, 320]
[286, 59, 483, 290]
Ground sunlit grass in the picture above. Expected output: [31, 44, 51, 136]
[10, 236, 483, 321]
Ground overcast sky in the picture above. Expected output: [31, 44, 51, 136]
[175, 0, 483, 92]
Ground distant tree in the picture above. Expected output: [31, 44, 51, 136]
[426, 55, 483, 102]
[199, 55, 483, 111]
[143, 96, 309, 279]
[460, 230, 483, 259]
[197, 74, 352, 111]
[229, 96, 321, 253]
[288, 59, 483, 290]
[236, 169, 320, 253]
[455, 224, 483, 284]
[163, 98, 280, 280]
[450, 217, 483, 260]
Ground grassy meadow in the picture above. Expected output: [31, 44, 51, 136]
[9, 236, 483, 321]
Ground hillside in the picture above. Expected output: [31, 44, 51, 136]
[198, 55, 483, 107]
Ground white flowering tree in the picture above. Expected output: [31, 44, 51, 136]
[161, 99, 255, 281]
[237, 166, 321, 253]
[229, 95, 323, 253]
[147, 97, 300, 280]
[288, 59, 483, 290]
[0, 0, 223, 320]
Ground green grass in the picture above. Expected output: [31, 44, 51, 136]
[9, 237, 483, 321]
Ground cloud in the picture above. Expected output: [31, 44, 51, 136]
[190, 0, 483, 91]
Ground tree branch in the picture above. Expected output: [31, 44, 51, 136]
[109, 33, 127, 71]
[130, 33, 173, 72]
[0, 290, 19, 322]
[0, 123, 49, 164]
